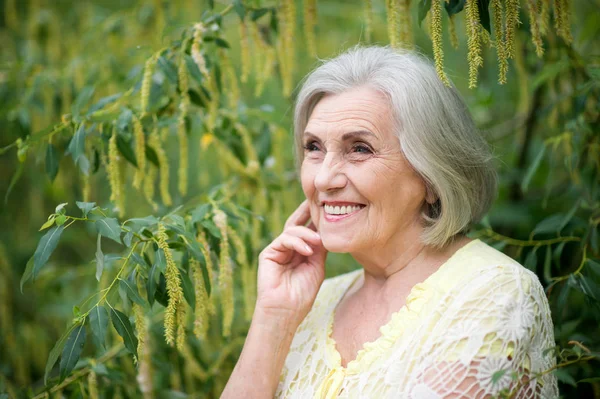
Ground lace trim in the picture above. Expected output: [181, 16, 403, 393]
[324, 239, 481, 375]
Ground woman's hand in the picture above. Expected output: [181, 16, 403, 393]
[255, 200, 328, 326]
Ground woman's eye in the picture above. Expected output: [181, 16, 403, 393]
[303, 141, 320, 152]
[352, 144, 373, 154]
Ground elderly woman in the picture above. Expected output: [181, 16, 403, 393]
[221, 46, 557, 398]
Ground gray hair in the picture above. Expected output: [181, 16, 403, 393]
[293, 46, 497, 248]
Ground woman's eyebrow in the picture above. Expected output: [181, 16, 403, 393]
[303, 130, 377, 140]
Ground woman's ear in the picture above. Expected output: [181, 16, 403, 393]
[425, 185, 437, 204]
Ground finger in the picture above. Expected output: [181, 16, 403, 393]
[282, 226, 321, 245]
[307, 221, 317, 232]
[271, 234, 314, 256]
[284, 200, 311, 229]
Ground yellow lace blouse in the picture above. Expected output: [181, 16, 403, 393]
[275, 240, 558, 398]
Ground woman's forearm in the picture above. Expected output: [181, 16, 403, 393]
[220, 307, 299, 398]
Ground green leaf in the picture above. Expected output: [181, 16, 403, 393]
[95, 217, 122, 244]
[233, 0, 245, 19]
[116, 134, 138, 167]
[39, 215, 56, 231]
[76, 201, 96, 217]
[67, 124, 87, 165]
[180, 269, 195, 310]
[155, 248, 167, 273]
[110, 308, 138, 357]
[587, 259, 600, 277]
[55, 202, 68, 214]
[185, 54, 205, 86]
[45, 143, 60, 181]
[59, 322, 86, 382]
[55, 214, 67, 226]
[418, 0, 432, 25]
[44, 323, 79, 385]
[95, 234, 104, 281]
[33, 226, 65, 279]
[89, 305, 109, 351]
[524, 247, 538, 271]
[191, 204, 211, 224]
[154, 273, 169, 307]
[125, 215, 159, 232]
[521, 145, 546, 193]
[157, 56, 178, 84]
[87, 93, 121, 114]
[532, 214, 565, 237]
[559, 199, 580, 232]
[123, 231, 134, 247]
[4, 161, 24, 205]
[20, 256, 34, 293]
[71, 86, 95, 118]
[147, 262, 159, 305]
[250, 8, 270, 21]
[444, 0, 465, 16]
[119, 279, 146, 307]
[201, 219, 222, 238]
[578, 377, 600, 384]
[214, 37, 230, 48]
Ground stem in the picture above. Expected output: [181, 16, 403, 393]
[476, 228, 581, 247]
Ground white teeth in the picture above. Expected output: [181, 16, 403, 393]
[324, 204, 363, 215]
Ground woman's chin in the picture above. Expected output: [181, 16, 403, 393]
[320, 235, 358, 254]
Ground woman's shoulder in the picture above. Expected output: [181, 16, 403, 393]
[434, 239, 544, 296]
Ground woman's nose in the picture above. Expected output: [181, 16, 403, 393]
[314, 152, 347, 192]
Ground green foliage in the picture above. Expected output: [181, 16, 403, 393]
[0, 0, 599, 398]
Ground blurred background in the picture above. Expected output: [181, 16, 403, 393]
[0, 0, 599, 397]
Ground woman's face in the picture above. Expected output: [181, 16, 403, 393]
[300, 86, 428, 254]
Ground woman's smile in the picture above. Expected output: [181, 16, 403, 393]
[321, 202, 366, 222]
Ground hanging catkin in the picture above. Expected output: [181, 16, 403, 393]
[234, 122, 259, 174]
[554, 0, 572, 43]
[88, 368, 99, 399]
[277, 0, 296, 97]
[505, 0, 520, 59]
[140, 56, 156, 115]
[465, 0, 483, 88]
[218, 48, 240, 110]
[176, 301, 186, 351]
[303, 0, 317, 57]
[431, 0, 449, 86]
[213, 210, 234, 338]
[108, 129, 125, 217]
[133, 303, 146, 364]
[134, 307, 154, 399]
[492, 0, 508, 84]
[539, 0, 550, 35]
[386, 0, 399, 47]
[251, 24, 276, 97]
[191, 257, 210, 340]
[526, 0, 543, 56]
[239, 20, 251, 83]
[148, 132, 172, 206]
[191, 23, 210, 78]
[133, 116, 147, 190]
[196, 231, 216, 316]
[364, 0, 373, 43]
[177, 52, 190, 197]
[398, 0, 413, 48]
[156, 223, 184, 346]
[143, 163, 158, 211]
[448, 15, 459, 49]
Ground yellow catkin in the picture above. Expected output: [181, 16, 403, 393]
[239, 21, 251, 84]
[526, 0, 543, 57]
[277, 0, 296, 97]
[492, 0, 508, 84]
[398, 0, 413, 48]
[386, 0, 398, 47]
[505, 0, 520, 59]
[196, 231, 216, 316]
[251, 23, 276, 97]
[191, 258, 210, 340]
[364, 0, 373, 43]
[4, 0, 17, 30]
[134, 307, 154, 399]
[133, 303, 146, 364]
[219, 48, 240, 110]
[539, 0, 550, 35]
[448, 14, 459, 49]
[143, 163, 158, 211]
[303, 0, 317, 57]
[140, 56, 156, 115]
[156, 223, 184, 346]
[88, 368, 99, 399]
[82, 168, 91, 202]
[176, 301, 186, 351]
[431, 0, 449, 86]
[234, 122, 259, 174]
[554, 0, 572, 43]
[465, 0, 483, 89]
[133, 117, 147, 190]
[149, 132, 172, 206]
[191, 23, 210, 78]
[108, 130, 125, 217]
[213, 210, 234, 337]
[228, 226, 247, 270]
[177, 53, 190, 197]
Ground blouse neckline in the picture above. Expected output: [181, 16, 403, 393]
[324, 238, 481, 375]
